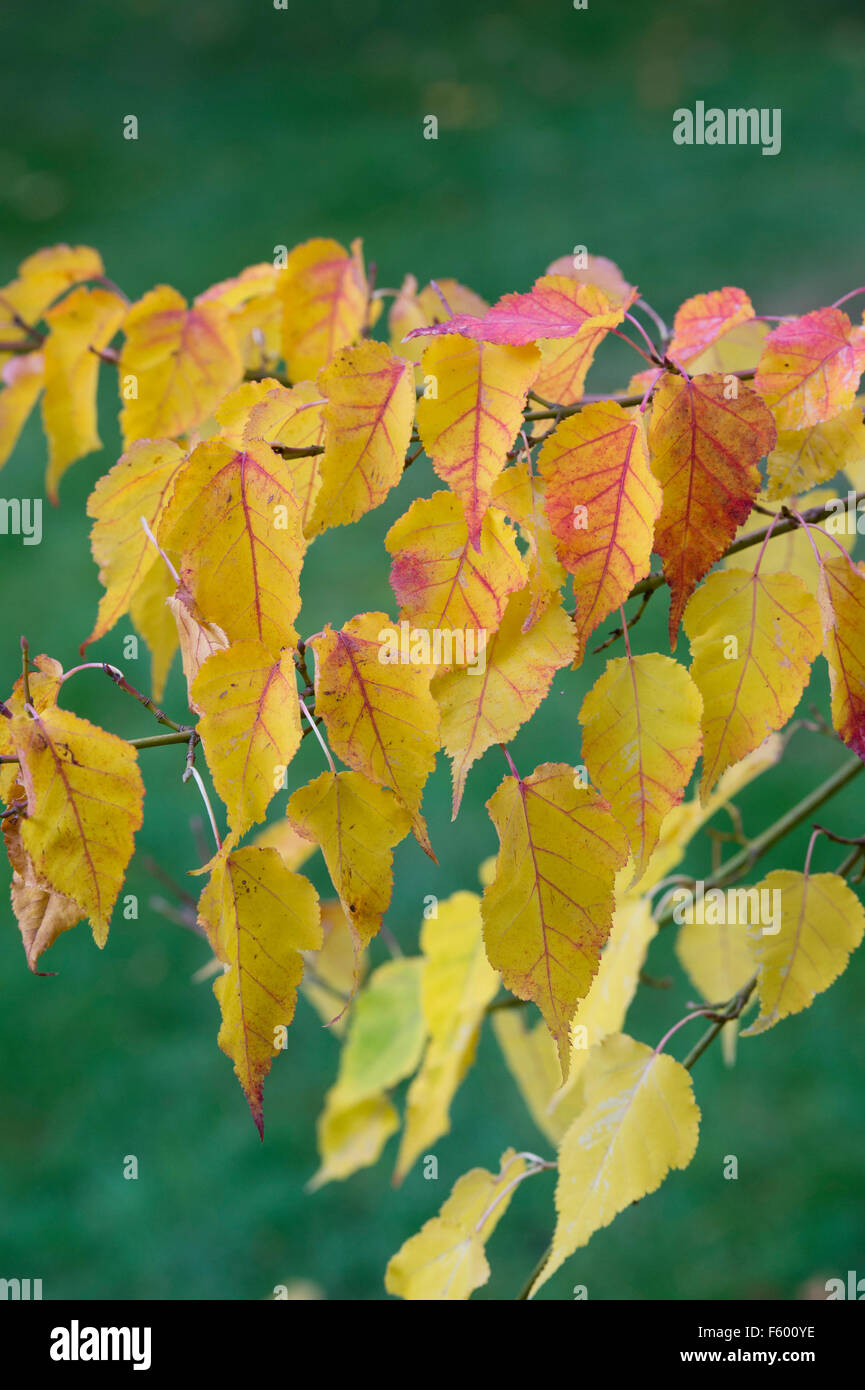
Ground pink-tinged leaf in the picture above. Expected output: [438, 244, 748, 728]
[404, 275, 623, 347]
[532, 284, 636, 407]
[544, 252, 634, 305]
[755, 307, 865, 430]
[667, 287, 754, 366]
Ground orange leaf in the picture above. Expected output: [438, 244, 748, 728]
[648, 372, 776, 644]
[666, 287, 754, 366]
[538, 401, 661, 660]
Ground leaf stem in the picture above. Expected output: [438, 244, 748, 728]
[299, 696, 335, 774]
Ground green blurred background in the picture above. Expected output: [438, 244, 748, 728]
[1, 0, 864, 1301]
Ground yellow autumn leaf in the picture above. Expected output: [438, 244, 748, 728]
[766, 406, 865, 500]
[482, 762, 628, 1072]
[308, 1091, 399, 1191]
[83, 437, 186, 651]
[306, 340, 415, 534]
[627, 734, 784, 900]
[0, 655, 65, 802]
[495, 894, 658, 1145]
[0, 351, 44, 470]
[385, 489, 527, 638]
[675, 909, 755, 1066]
[3, 795, 84, 971]
[416, 334, 540, 546]
[213, 377, 282, 434]
[280, 237, 368, 381]
[433, 589, 576, 817]
[529, 1034, 700, 1297]
[579, 653, 703, 880]
[158, 437, 306, 654]
[287, 770, 411, 953]
[817, 556, 865, 760]
[192, 641, 301, 837]
[385, 1149, 526, 1301]
[195, 262, 281, 369]
[0, 243, 104, 367]
[119, 284, 242, 444]
[491, 462, 567, 630]
[742, 870, 865, 1036]
[755, 307, 865, 430]
[12, 704, 144, 945]
[244, 380, 327, 534]
[492, 1011, 564, 1143]
[308, 612, 440, 857]
[394, 891, 499, 1183]
[683, 568, 822, 799]
[197, 845, 321, 1136]
[42, 286, 126, 499]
